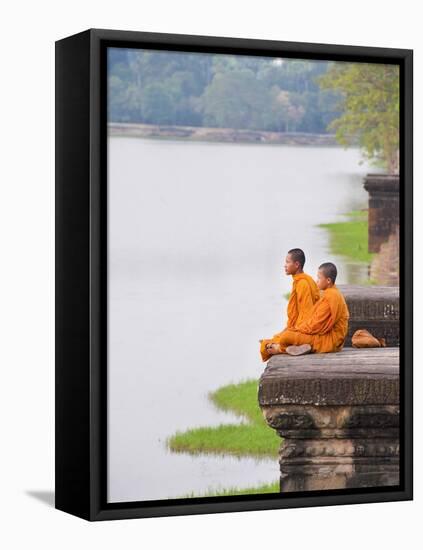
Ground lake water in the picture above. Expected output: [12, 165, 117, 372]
[107, 136, 378, 503]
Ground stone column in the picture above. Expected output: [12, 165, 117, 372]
[363, 174, 399, 253]
[258, 348, 399, 492]
[370, 224, 400, 286]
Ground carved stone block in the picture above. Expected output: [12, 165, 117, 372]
[258, 348, 400, 492]
[338, 285, 399, 347]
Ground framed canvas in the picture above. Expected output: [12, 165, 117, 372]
[55, 28, 413, 521]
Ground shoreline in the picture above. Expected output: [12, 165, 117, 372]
[108, 121, 341, 146]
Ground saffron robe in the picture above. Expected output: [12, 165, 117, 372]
[260, 272, 320, 361]
[286, 272, 321, 329]
[260, 285, 349, 361]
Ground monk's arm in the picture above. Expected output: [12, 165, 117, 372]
[296, 280, 316, 317]
[296, 298, 334, 335]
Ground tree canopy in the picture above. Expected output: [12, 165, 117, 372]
[107, 48, 343, 134]
[315, 62, 400, 174]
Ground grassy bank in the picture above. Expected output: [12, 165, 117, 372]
[176, 480, 279, 499]
[318, 209, 378, 285]
[166, 378, 280, 498]
[108, 122, 338, 146]
[166, 379, 280, 459]
[317, 209, 375, 264]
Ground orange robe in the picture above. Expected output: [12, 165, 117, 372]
[260, 272, 320, 361]
[260, 285, 349, 361]
[286, 272, 321, 329]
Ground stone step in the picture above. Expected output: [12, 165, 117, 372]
[338, 284, 399, 347]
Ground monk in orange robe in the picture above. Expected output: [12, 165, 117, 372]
[260, 262, 350, 360]
[259, 248, 320, 361]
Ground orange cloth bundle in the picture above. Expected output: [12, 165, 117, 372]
[351, 329, 386, 348]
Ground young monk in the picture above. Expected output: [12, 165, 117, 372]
[259, 248, 320, 361]
[260, 262, 350, 360]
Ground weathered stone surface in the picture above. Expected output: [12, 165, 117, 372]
[370, 224, 400, 286]
[339, 285, 399, 347]
[258, 347, 400, 492]
[262, 404, 400, 440]
[363, 173, 399, 253]
[259, 348, 399, 406]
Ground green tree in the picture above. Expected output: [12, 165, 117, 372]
[315, 62, 399, 174]
[201, 69, 270, 129]
[269, 86, 305, 132]
[140, 82, 174, 124]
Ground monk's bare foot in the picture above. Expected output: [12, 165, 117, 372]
[267, 343, 281, 354]
[286, 344, 312, 356]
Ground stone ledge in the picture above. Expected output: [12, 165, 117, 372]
[363, 173, 400, 194]
[259, 347, 399, 406]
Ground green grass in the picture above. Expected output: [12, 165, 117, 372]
[176, 480, 280, 499]
[363, 277, 379, 286]
[317, 209, 375, 264]
[166, 379, 281, 498]
[166, 378, 280, 459]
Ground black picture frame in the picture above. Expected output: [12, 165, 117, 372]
[55, 27, 413, 521]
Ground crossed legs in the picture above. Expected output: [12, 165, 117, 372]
[260, 329, 315, 362]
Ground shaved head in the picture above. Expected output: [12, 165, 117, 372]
[287, 248, 305, 269]
[319, 262, 337, 284]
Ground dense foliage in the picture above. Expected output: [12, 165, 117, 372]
[108, 48, 342, 133]
[316, 62, 400, 174]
